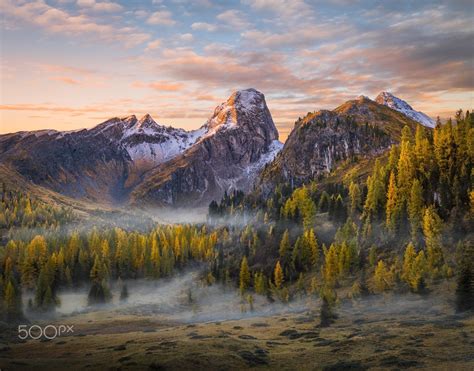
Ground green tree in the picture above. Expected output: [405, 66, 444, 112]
[239, 256, 250, 295]
[348, 181, 362, 215]
[423, 206, 444, 275]
[279, 229, 291, 263]
[408, 179, 424, 241]
[385, 171, 400, 232]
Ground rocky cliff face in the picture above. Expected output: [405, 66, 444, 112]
[0, 89, 282, 206]
[131, 89, 282, 206]
[258, 96, 420, 192]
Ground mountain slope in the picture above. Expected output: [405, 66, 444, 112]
[258, 96, 422, 192]
[0, 89, 281, 207]
[131, 89, 281, 206]
[375, 92, 436, 128]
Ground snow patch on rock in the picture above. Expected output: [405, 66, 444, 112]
[375, 92, 435, 128]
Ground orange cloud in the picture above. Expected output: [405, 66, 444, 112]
[132, 81, 185, 92]
[49, 76, 80, 85]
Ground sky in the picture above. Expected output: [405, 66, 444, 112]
[0, 0, 473, 141]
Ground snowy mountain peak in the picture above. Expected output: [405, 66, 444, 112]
[205, 88, 269, 133]
[375, 92, 435, 128]
[137, 113, 156, 127]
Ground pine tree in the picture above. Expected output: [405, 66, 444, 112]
[348, 181, 362, 215]
[408, 179, 424, 241]
[150, 237, 161, 278]
[304, 228, 319, 268]
[368, 245, 377, 267]
[279, 229, 291, 263]
[385, 171, 399, 232]
[455, 241, 474, 312]
[323, 244, 339, 287]
[412, 250, 428, 292]
[319, 286, 337, 327]
[402, 242, 417, 287]
[374, 260, 391, 292]
[239, 256, 250, 295]
[274, 260, 284, 289]
[120, 283, 129, 302]
[363, 160, 386, 220]
[423, 206, 444, 275]
[254, 272, 266, 295]
[397, 138, 415, 212]
[4, 280, 22, 321]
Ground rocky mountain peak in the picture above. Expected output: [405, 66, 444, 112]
[204, 88, 275, 136]
[375, 91, 435, 128]
[375, 92, 413, 111]
[136, 113, 158, 130]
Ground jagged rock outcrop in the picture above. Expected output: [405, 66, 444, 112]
[131, 89, 282, 206]
[258, 96, 421, 192]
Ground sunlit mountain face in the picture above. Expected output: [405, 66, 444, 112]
[1, 1, 473, 370]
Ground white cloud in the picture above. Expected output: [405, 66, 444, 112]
[134, 10, 148, 19]
[216, 10, 250, 29]
[2, 0, 149, 47]
[179, 33, 194, 42]
[191, 22, 217, 32]
[147, 10, 176, 26]
[76, 0, 123, 12]
[241, 0, 313, 21]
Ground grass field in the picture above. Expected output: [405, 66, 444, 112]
[1, 281, 473, 370]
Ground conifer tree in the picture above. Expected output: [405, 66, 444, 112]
[274, 260, 284, 289]
[120, 283, 129, 302]
[402, 242, 417, 286]
[306, 229, 319, 268]
[397, 136, 415, 211]
[279, 229, 291, 263]
[423, 206, 444, 275]
[323, 244, 339, 287]
[319, 285, 337, 327]
[385, 171, 399, 232]
[254, 272, 266, 295]
[408, 179, 424, 241]
[348, 181, 362, 215]
[374, 260, 391, 292]
[4, 280, 22, 321]
[239, 256, 250, 295]
[456, 241, 474, 312]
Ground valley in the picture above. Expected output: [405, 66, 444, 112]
[0, 90, 473, 370]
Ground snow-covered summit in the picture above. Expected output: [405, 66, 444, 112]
[204, 88, 267, 133]
[375, 92, 435, 128]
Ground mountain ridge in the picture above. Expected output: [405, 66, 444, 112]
[0, 88, 281, 207]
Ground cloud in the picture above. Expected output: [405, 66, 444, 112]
[191, 22, 217, 32]
[132, 81, 185, 92]
[49, 76, 81, 85]
[147, 10, 176, 26]
[216, 10, 250, 29]
[76, 0, 123, 12]
[0, 104, 104, 113]
[179, 33, 194, 42]
[2, 0, 150, 47]
[241, 24, 351, 49]
[241, 0, 313, 20]
[145, 39, 162, 52]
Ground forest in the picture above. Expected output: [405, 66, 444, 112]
[0, 110, 473, 324]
